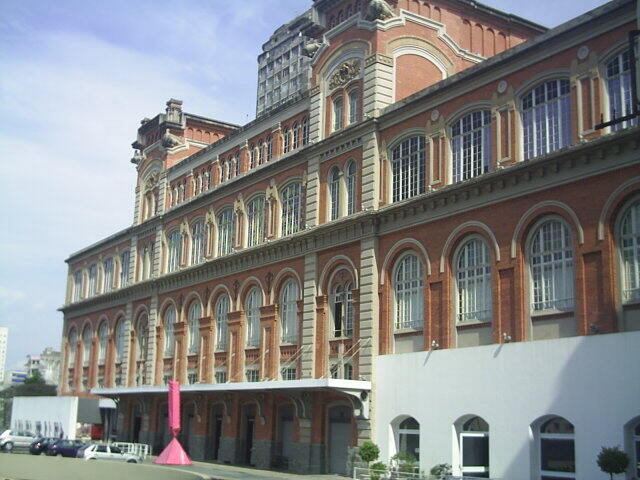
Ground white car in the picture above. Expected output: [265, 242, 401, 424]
[0, 429, 37, 451]
[80, 444, 141, 463]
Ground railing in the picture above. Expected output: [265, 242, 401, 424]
[108, 441, 151, 459]
[352, 468, 499, 480]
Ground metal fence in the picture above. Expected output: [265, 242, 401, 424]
[353, 467, 497, 480]
[108, 441, 150, 459]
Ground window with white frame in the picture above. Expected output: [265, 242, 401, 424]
[120, 251, 130, 287]
[103, 258, 114, 293]
[344, 363, 353, 380]
[349, 89, 359, 125]
[281, 182, 303, 236]
[391, 136, 425, 203]
[346, 160, 356, 215]
[68, 329, 77, 365]
[293, 123, 300, 149]
[191, 221, 206, 265]
[88, 264, 97, 297]
[394, 254, 424, 330]
[331, 282, 353, 338]
[245, 287, 261, 348]
[214, 368, 227, 384]
[166, 231, 181, 273]
[397, 417, 420, 461]
[283, 128, 291, 153]
[115, 320, 125, 363]
[333, 97, 344, 131]
[281, 366, 297, 380]
[606, 50, 637, 131]
[633, 421, 640, 479]
[451, 110, 492, 183]
[82, 326, 92, 366]
[537, 416, 575, 479]
[460, 417, 490, 478]
[267, 136, 273, 160]
[522, 79, 572, 160]
[187, 301, 201, 354]
[215, 295, 229, 351]
[217, 209, 235, 256]
[620, 201, 640, 303]
[250, 147, 258, 169]
[247, 196, 266, 247]
[246, 368, 260, 382]
[73, 270, 83, 302]
[329, 167, 341, 221]
[163, 306, 176, 357]
[529, 219, 574, 312]
[280, 280, 298, 344]
[98, 322, 108, 363]
[455, 239, 492, 323]
[302, 117, 309, 145]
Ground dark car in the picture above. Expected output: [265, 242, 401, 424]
[46, 439, 85, 457]
[29, 437, 57, 455]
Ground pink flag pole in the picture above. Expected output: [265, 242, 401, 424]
[154, 381, 192, 465]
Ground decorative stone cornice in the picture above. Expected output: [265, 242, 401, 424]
[364, 53, 393, 68]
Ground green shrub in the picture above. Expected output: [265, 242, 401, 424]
[430, 463, 452, 478]
[597, 446, 629, 480]
[370, 461, 388, 480]
[359, 441, 380, 463]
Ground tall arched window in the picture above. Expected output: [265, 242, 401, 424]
[451, 110, 492, 183]
[217, 208, 235, 256]
[391, 136, 425, 203]
[103, 258, 114, 293]
[283, 128, 291, 153]
[302, 117, 309, 145]
[346, 161, 356, 215]
[163, 305, 176, 357]
[280, 280, 298, 344]
[537, 417, 575, 479]
[260, 141, 267, 165]
[119, 250, 130, 288]
[620, 201, 640, 303]
[459, 416, 490, 477]
[529, 219, 574, 312]
[68, 329, 77, 366]
[82, 326, 92, 366]
[329, 167, 341, 221]
[247, 196, 266, 247]
[114, 319, 125, 363]
[331, 282, 353, 338]
[245, 287, 262, 348]
[73, 270, 83, 302]
[394, 254, 424, 330]
[293, 123, 300, 149]
[455, 239, 492, 323]
[98, 322, 108, 363]
[135, 316, 148, 386]
[281, 182, 303, 236]
[397, 417, 420, 461]
[606, 50, 637, 131]
[333, 97, 344, 131]
[167, 231, 181, 273]
[191, 221, 206, 265]
[348, 89, 359, 125]
[188, 301, 202, 354]
[522, 79, 572, 160]
[267, 136, 273, 160]
[88, 264, 97, 297]
[215, 295, 230, 351]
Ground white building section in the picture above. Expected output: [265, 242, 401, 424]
[374, 331, 640, 480]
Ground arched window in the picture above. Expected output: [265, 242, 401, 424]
[103, 258, 114, 293]
[260, 141, 267, 165]
[394, 254, 424, 330]
[119, 251, 130, 288]
[114, 319, 125, 363]
[187, 301, 201, 354]
[136, 316, 148, 362]
[620, 201, 640, 303]
[606, 50, 637, 131]
[397, 417, 420, 461]
[245, 287, 262, 348]
[522, 79, 572, 160]
[167, 231, 181, 273]
[632, 420, 640, 479]
[455, 239, 492, 323]
[302, 117, 309, 145]
[283, 128, 291, 153]
[281, 182, 303, 236]
[346, 161, 357, 215]
[333, 97, 344, 131]
[73, 271, 83, 302]
[331, 282, 354, 338]
[68, 329, 77, 366]
[329, 167, 341, 221]
[280, 280, 298, 344]
[220, 161, 228, 182]
[215, 295, 230, 351]
[391, 136, 425, 203]
[217, 208, 235, 256]
[163, 305, 176, 357]
[267, 136, 273, 160]
[88, 264, 97, 297]
[293, 123, 300, 149]
[537, 417, 575, 479]
[98, 322, 108, 363]
[451, 110, 492, 182]
[460, 417, 489, 477]
[191, 220, 206, 265]
[529, 219, 574, 312]
[82, 326, 92, 366]
[348, 89, 359, 125]
[247, 196, 266, 247]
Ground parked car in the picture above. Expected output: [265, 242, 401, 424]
[80, 444, 141, 463]
[46, 439, 85, 457]
[29, 437, 58, 455]
[0, 429, 37, 452]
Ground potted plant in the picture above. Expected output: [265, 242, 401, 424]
[597, 446, 629, 480]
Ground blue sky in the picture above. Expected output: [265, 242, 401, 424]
[0, 0, 607, 372]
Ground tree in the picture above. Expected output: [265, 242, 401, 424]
[597, 446, 630, 480]
[359, 441, 380, 463]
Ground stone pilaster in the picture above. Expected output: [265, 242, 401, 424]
[152, 225, 164, 278]
[146, 293, 159, 385]
[305, 154, 320, 228]
[301, 253, 317, 378]
[361, 129, 381, 211]
[121, 301, 133, 385]
[358, 236, 379, 381]
[308, 86, 323, 143]
[363, 53, 394, 117]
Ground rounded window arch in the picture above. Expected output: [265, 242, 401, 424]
[392, 416, 420, 462]
[617, 199, 640, 304]
[67, 328, 78, 366]
[280, 280, 299, 344]
[82, 325, 92, 366]
[97, 322, 108, 364]
[348, 88, 360, 125]
[393, 253, 424, 331]
[346, 160, 357, 215]
[390, 136, 426, 203]
[187, 300, 202, 354]
[281, 181, 303, 236]
[329, 166, 341, 221]
[604, 48, 637, 131]
[454, 237, 492, 324]
[245, 287, 262, 348]
[114, 318, 125, 363]
[450, 110, 492, 183]
[526, 217, 574, 313]
[535, 416, 575, 479]
[333, 96, 344, 132]
[163, 305, 176, 357]
[135, 314, 149, 385]
[330, 280, 354, 339]
[247, 195, 266, 247]
[455, 416, 490, 477]
[191, 220, 206, 265]
[217, 208, 235, 256]
[215, 294, 230, 351]
[166, 230, 182, 273]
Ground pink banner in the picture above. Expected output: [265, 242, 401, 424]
[168, 380, 180, 435]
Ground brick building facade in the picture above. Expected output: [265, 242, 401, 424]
[59, 0, 640, 477]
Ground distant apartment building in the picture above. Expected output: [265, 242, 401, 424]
[25, 347, 62, 385]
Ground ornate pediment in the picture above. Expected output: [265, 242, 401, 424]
[328, 60, 361, 90]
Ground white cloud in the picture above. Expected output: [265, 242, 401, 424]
[0, 287, 26, 305]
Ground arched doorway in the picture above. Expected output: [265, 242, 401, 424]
[327, 405, 352, 474]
